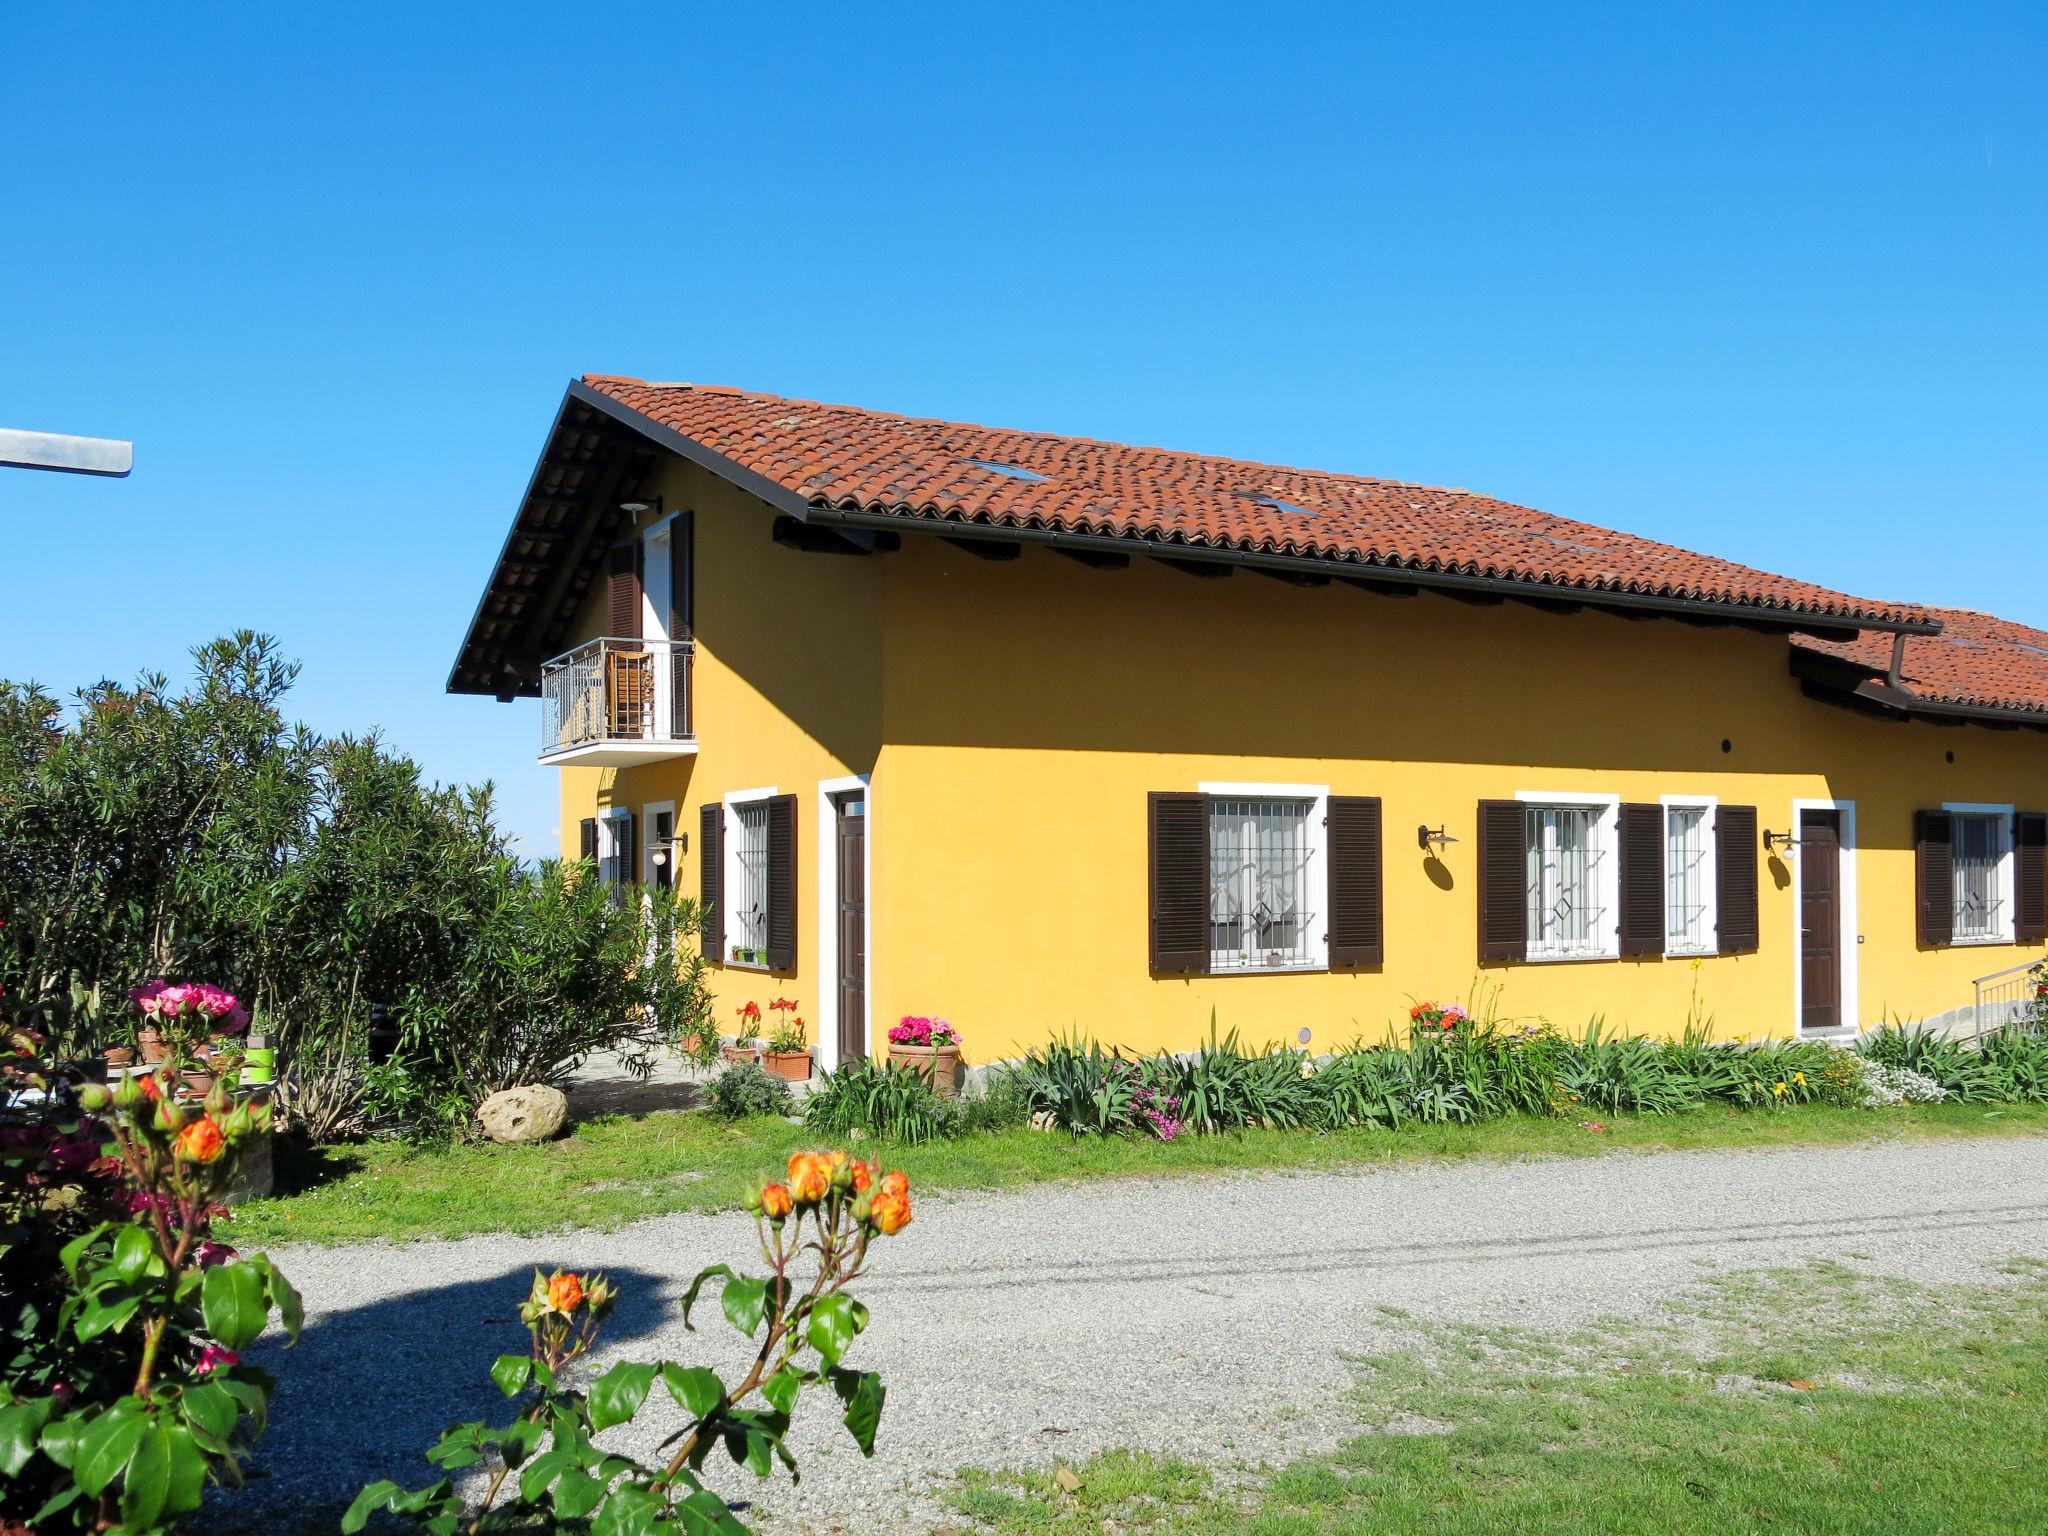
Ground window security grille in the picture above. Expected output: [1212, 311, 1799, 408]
[1665, 805, 1713, 953]
[1525, 805, 1608, 960]
[1954, 812, 2005, 941]
[733, 800, 771, 955]
[1209, 798, 1317, 972]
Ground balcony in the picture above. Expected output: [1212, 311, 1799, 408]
[538, 637, 697, 766]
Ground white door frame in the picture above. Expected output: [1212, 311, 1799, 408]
[814, 773, 872, 1072]
[1789, 797, 1858, 1034]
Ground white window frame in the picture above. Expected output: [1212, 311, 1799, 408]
[1944, 802, 2016, 947]
[1788, 797, 1859, 1035]
[814, 774, 872, 1072]
[1515, 791, 1620, 963]
[642, 800, 677, 891]
[596, 806, 634, 892]
[1660, 794, 1719, 958]
[722, 786, 778, 971]
[1197, 781, 1329, 974]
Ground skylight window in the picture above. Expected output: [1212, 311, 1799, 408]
[1232, 489, 1322, 517]
[965, 459, 1046, 483]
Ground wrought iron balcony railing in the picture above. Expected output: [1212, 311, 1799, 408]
[538, 637, 695, 765]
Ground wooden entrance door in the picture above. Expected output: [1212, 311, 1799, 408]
[1799, 810, 1842, 1030]
[836, 794, 866, 1063]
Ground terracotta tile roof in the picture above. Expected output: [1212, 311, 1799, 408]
[1797, 607, 2048, 717]
[580, 375, 1929, 629]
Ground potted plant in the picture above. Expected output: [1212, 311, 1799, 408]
[887, 1015, 963, 1097]
[763, 998, 811, 1082]
[130, 979, 250, 1095]
[723, 1000, 763, 1064]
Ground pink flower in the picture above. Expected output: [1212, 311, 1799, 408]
[195, 1241, 237, 1269]
[193, 1344, 238, 1375]
[129, 979, 169, 1015]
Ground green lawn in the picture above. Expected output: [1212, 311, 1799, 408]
[943, 1260, 2048, 1534]
[233, 1099, 2048, 1247]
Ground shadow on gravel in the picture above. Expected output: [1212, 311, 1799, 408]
[212, 1264, 671, 1532]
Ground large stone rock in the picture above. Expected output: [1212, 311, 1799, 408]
[477, 1085, 568, 1144]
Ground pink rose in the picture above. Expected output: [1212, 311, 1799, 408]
[193, 1343, 238, 1375]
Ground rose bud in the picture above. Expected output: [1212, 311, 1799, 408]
[546, 1271, 585, 1314]
[174, 1116, 227, 1165]
[760, 1182, 793, 1221]
[76, 1083, 112, 1112]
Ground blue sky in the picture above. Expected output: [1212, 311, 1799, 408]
[3, 3, 2043, 854]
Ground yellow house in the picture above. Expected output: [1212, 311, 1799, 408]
[449, 376, 2048, 1069]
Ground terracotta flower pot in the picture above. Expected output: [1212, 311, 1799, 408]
[103, 1044, 136, 1070]
[138, 1026, 167, 1065]
[888, 1043, 961, 1097]
[763, 1049, 812, 1083]
[722, 1042, 762, 1066]
[180, 1067, 215, 1097]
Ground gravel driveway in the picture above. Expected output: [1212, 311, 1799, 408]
[227, 1135, 2048, 1533]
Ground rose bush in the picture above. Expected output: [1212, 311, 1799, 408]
[0, 1004, 300, 1535]
[348, 1149, 910, 1535]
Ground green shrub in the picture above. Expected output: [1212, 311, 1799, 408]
[960, 1066, 1035, 1131]
[1557, 1021, 1704, 1114]
[1016, 1032, 1141, 1135]
[706, 1062, 793, 1120]
[805, 1061, 957, 1145]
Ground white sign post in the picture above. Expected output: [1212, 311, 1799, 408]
[0, 428, 134, 478]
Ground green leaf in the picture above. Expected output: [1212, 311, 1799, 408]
[266, 1261, 305, 1344]
[588, 1359, 657, 1432]
[120, 1423, 172, 1530]
[806, 1293, 860, 1368]
[674, 1484, 756, 1536]
[74, 1288, 141, 1342]
[179, 1380, 238, 1444]
[760, 1366, 802, 1416]
[828, 1367, 885, 1456]
[721, 1276, 769, 1337]
[518, 1445, 573, 1504]
[490, 1353, 534, 1399]
[552, 1466, 605, 1520]
[661, 1363, 725, 1419]
[0, 1396, 56, 1476]
[500, 1414, 546, 1469]
[74, 1399, 146, 1496]
[202, 1261, 269, 1351]
[592, 1482, 667, 1536]
[58, 1223, 110, 1283]
[160, 1423, 208, 1518]
[678, 1262, 735, 1330]
[342, 1477, 458, 1534]
[112, 1223, 155, 1282]
[342, 1480, 406, 1534]
[37, 1411, 88, 1470]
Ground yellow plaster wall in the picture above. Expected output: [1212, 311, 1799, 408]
[555, 458, 883, 1041]
[871, 539, 2048, 1059]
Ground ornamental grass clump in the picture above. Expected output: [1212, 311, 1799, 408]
[804, 1061, 957, 1145]
[347, 1150, 911, 1536]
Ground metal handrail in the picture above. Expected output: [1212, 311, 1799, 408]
[1971, 960, 2042, 1043]
[539, 636, 693, 756]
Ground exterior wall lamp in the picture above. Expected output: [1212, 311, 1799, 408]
[1417, 824, 1459, 852]
[649, 834, 685, 871]
[1762, 828, 1801, 853]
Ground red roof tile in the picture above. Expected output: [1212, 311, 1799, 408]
[582, 375, 1929, 629]
[1798, 607, 2048, 717]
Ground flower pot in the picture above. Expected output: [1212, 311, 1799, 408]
[722, 1043, 762, 1066]
[103, 1044, 136, 1070]
[888, 1043, 961, 1097]
[180, 1067, 215, 1097]
[138, 1026, 167, 1065]
[763, 1050, 812, 1083]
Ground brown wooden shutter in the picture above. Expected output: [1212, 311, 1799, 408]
[1148, 792, 1211, 974]
[1326, 795, 1383, 967]
[669, 511, 694, 639]
[2016, 811, 2048, 945]
[1617, 803, 1665, 957]
[1476, 800, 1527, 962]
[579, 817, 597, 863]
[699, 802, 723, 959]
[621, 811, 639, 886]
[766, 793, 797, 972]
[607, 540, 643, 638]
[1715, 804, 1759, 954]
[1915, 809, 1954, 947]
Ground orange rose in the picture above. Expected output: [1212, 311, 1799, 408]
[547, 1271, 585, 1314]
[173, 1116, 226, 1165]
[760, 1182, 793, 1220]
[787, 1152, 830, 1206]
[869, 1186, 911, 1236]
[877, 1169, 908, 1202]
[850, 1159, 874, 1194]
